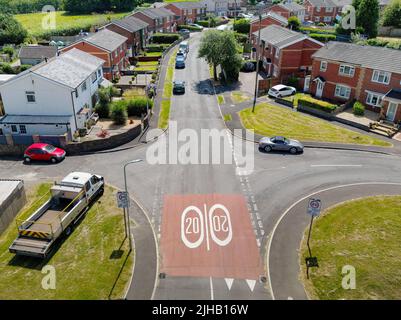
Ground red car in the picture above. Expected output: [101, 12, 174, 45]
[24, 143, 66, 164]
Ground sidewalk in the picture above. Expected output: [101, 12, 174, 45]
[218, 93, 401, 156]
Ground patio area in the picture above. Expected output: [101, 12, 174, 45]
[117, 74, 152, 87]
[83, 118, 142, 141]
[336, 109, 380, 127]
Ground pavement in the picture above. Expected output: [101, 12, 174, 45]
[1, 32, 401, 300]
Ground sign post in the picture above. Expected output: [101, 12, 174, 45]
[305, 198, 321, 279]
[117, 191, 129, 240]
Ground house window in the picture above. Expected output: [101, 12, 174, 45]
[82, 81, 87, 92]
[335, 84, 351, 99]
[315, 16, 320, 22]
[366, 92, 383, 107]
[316, 6, 321, 12]
[26, 91, 36, 103]
[19, 125, 27, 134]
[92, 72, 98, 83]
[326, 7, 333, 12]
[320, 61, 327, 72]
[98, 69, 102, 78]
[324, 16, 331, 22]
[372, 70, 391, 84]
[339, 64, 355, 77]
[11, 125, 17, 133]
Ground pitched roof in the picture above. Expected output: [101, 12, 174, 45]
[19, 45, 58, 60]
[83, 29, 128, 52]
[138, 7, 175, 19]
[278, 2, 305, 11]
[251, 11, 288, 25]
[166, 1, 205, 9]
[1, 48, 104, 89]
[253, 25, 309, 49]
[306, 0, 337, 7]
[109, 16, 149, 33]
[312, 42, 401, 74]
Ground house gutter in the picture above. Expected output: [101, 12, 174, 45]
[70, 90, 78, 133]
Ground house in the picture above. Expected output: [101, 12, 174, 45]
[200, 0, 229, 16]
[18, 45, 58, 66]
[304, 0, 339, 24]
[0, 49, 104, 140]
[61, 29, 129, 81]
[104, 16, 149, 56]
[310, 42, 401, 122]
[131, 8, 176, 34]
[227, 0, 244, 17]
[333, 0, 390, 11]
[163, 2, 207, 24]
[251, 25, 324, 83]
[270, 2, 306, 22]
[250, 11, 288, 35]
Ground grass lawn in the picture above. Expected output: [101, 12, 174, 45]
[123, 88, 146, 99]
[0, 183, 134, 299]
[218, 95, 225, 104]
[239, 103, 391, 146]
[284, 93, 312, 107]
[135, 65, 158, 72]
[144, 52, 162, 57]
[137, 61, 159, 66]
[158, 100, 171, 129]
[300, 196, 401, 300]
[224, 114, 232, 121]
[231, 91, 251, 104]
[163, 81, 172, 99]
[15, 11, 129, 37]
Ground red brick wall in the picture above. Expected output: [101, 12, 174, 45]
[359, 69, 401, 104]
[304, 0, 338, 23]
[270, 5, 290, 19]
[132, 12, 155, 31]
[250, 16, 286, 35]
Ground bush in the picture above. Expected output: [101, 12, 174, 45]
[298, 97, 337, 113]
[0, 63, 15, 74]
[309, 33, 336, 42]
[177, 25, 202, 32]
[240, 61, 255, 72]
[353, 101, 365, 116]
[126, 98, 153, 117]
[233, 18, 250, 34]
[286, 76, 299, 89]
[1, 46, 15, 59]
[300, 27, 336, 34]
[288, 16, 301, 31]
[95, 102, 110, 118]
[146, 44, 170, 52]
[234, 32, 248, 44]
[110, 101, 128, 125]
[151, 33, 180, 44]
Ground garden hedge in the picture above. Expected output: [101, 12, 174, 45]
[177, 24, 202, 31]
[298, 97, 337, 113]
[151, 33, 180, 44]
[309, 33, 336, 42]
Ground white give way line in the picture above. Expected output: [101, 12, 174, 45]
[310, 164, 363, 167]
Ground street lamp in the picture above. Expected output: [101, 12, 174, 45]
[252, 12, 262, 113]
[123, 159, 143, 250]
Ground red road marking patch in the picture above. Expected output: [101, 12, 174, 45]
[160, 194, 263, 280]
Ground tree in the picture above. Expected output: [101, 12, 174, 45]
[382, 0, 401, 28]
[233, 18, 250, 34]
[0, 14, 27, 45]
[355, 0, 380, 38]
[288, 16, 301, 31]
[198, 30, 242, 82]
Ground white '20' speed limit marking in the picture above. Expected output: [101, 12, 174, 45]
[181, 204, 233, 250]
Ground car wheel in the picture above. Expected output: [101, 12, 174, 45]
[50, 157, 58, 164]
[264, 145, 272, 153]
[65, 226, 72, 236]
[289, 147, 297, 154]
[277, 94, 282, 98]
[291, 91, 296, 95]
[24, 157, 31, 163]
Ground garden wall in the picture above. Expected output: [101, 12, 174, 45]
[379, 27, 401, 37]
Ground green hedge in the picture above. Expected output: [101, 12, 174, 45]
[177, 24, 202, 31]
[110, 101, 128, 125]
[145, 44, 170, 52]
[298, 97, 337, 113]
[126, 98, 153, 117]
[151, 33, 180, 44]
[300, 27, 336, 34]
[353, 101, 365, 116]
[309, 33, 336, 42]
[234, 32, 248, 44]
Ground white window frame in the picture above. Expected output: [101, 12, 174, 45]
[324, 16, 331, 22]
[326, 7, 333, 12]
[365, 91, 384, 107]
[339, 64, 355, 77]
[26, 91, 36, 103]
[315, 16, 320, 22]
[335, 84, 351, 99]
[320, 61, 328, 72]
[371, 70, 391, 85]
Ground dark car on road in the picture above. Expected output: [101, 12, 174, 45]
[259, 136, 304, 154]
[173, 81, 185, 94]
[175, 56, 186, 69]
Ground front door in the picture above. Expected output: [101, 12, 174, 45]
[304, 76, 311, 92]
[316, 80, 324, 98]
[386, 102, 398, 122]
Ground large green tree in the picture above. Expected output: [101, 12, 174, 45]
[355, 0, 380, 38]
[198, 30, 242, 82]
[0, 13, 27, 45]
[382, 0, 401, 28]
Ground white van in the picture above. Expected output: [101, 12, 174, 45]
[179, 41, 189, 54]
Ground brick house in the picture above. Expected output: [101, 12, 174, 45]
[249, 11, 288, 35]
[61, 29, 129, 81]
[251, 25, 324, 84]
[131, 8, 176, 34]
[304, 0, 339, 24]
[310, 42, 401, 122]
[270, 2, 306, 22]
[163, 2, 207, 24]
[103, 16, 149, 57]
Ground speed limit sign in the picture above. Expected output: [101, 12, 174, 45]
[307, 198, 322, 217]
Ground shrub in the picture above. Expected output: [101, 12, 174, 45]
[233, 18, 250, 34]
[0, 63, 15, 74]
[95, 102, 110, 118]
[146, 44, 170, 52]
[288, 16, 301, 31]
[1, 46, 15, 59]
[298, 97, 337, 113]
[110, 101, 128, 125]
[126, 98, 153, 117]
[300, 27, 336, 34]
[177, 25, 202, 32]
[309, 33, 336, 42]
[234, 32, 248, 44]
[286, 76, 299, 89]
[151, 33, 180, 44]
[353, 101, 365, 116]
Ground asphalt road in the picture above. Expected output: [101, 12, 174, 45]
[1, 31, 401, 300]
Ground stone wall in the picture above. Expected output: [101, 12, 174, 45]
[0, 180, 26, 235]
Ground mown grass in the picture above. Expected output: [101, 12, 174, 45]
[283, 93, 312, 108]
[158, 100, 171, 129]
[224, 114, 232, 121]
[163, 82, 172, 99]
[300, 196, 401, 300]
[231, 91, 250, 104]
[15, 11, 129, 37]
[0, 183, 134, 299]
[239, 103, 391, 146]
[217, 95, 225, 105]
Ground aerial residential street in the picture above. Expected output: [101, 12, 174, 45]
[1, 31, 401, 301]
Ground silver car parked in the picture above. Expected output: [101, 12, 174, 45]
[259, 136, 304, 154]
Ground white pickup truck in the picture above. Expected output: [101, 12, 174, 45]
[9, 172, 104, 258]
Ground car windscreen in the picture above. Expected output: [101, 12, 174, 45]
[270, 88, 278, 92]
[43, 145, 56, 152]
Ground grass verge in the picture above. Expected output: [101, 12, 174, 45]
[0, 183, 134, 299]
[217, 95, 225, 104]
[163, 81, 172, 99]
[239, 103, 391, 146]
[158, 100, 171, 129]
[231, 91, 250, 104]
[224, 114, 232, 121]
[300, 196, 401, 300]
